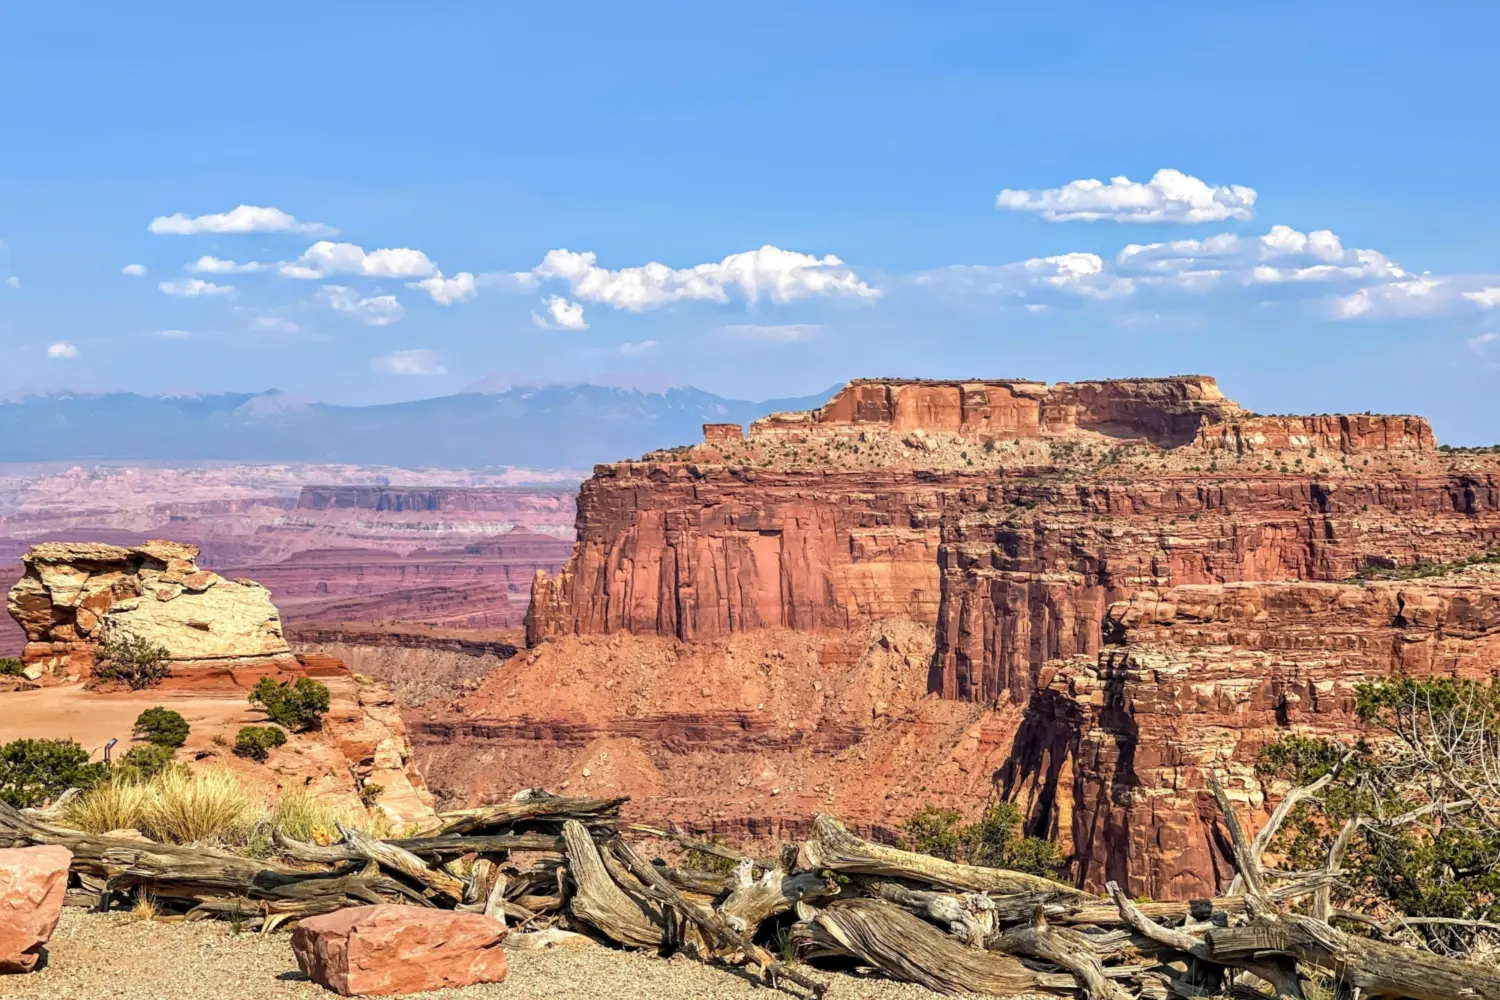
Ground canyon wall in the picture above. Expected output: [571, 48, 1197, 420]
[495, 377, 1499, 895]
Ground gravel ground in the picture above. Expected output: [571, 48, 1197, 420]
[0, 910, 953, 1000]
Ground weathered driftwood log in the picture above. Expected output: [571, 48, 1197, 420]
[275, 829, 565, 864]
[803, 814, 1092, 899]
[1208, 916, 1500, 1000]
[991, 907, 1133, 1000]
[790, 897, 1087, 997]
[717, 859, 838, 935]
[561, 819, 665, 948]
[610, 836, 828, 999]
[439, 794, 628, 836]
[336, 822, 464, 901]
[865, 882, 997, 946]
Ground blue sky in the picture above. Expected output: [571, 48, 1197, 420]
[3, 2, 1500, 440]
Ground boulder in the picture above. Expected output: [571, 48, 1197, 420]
[290, 905, 507, 996]
[0, 845, 72, 973]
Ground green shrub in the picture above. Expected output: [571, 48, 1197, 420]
[232, 726, 287, 762]
[115, 744, 182, 783]
[0, 738, 110, 808]
[132, 706, 190, 748]
[899, 801, 1065, 878]
[0, 657, 24, 677]
[94, 632, 171, 689]
[249, 676, 330, 732]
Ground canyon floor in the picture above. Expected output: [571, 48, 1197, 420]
[0, 911, 965, 1000]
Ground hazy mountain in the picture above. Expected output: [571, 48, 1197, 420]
[0, 383, 840, 468]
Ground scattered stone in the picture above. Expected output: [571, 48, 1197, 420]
[0, 845, 72, 973]
[290, 905, 507, 996]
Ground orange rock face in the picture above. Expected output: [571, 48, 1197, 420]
[454, 376, 1498, 897]
[0, 845, 71, 974]
[291, 905, 507, 996]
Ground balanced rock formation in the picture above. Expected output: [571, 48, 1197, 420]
[291, 905, 508, 996]
[442, 376, 1500, 897]
[7, 540, 294, 681]
[0, 845, 71, 973]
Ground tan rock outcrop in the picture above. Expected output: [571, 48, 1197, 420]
[8, 540, 294, 679]
[0, 845, 71, 974]
[291, 905, 507, 996]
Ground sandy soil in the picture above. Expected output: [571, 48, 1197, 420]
[0, 910, 955, 1000]
[0, 684, 264, 759]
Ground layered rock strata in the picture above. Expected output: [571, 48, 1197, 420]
[7, 540, 294, 680]
[448, 376, 1497, 896]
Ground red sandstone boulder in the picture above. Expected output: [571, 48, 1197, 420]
[290, 905, 507, 996]
[0, 845, 72, 973]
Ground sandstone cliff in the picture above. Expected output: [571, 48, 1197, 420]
[453, 376, 1496, 897]
[8, 540, 294, 681]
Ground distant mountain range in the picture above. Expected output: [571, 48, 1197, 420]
[0, 383, 840, 469]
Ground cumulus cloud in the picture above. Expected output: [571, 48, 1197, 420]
[121, 263, 148, 277]
[188, 255, 270, 274]
[1466, 288, 1500, 309]
[723, 323, 822, 342]
[318, 285, 404, 326]
[47, 342, 79, 359]
[371, 349, 446, 376]
[250, 316, 300, 333]
[997, 168, 1257, 223]
[159, 278, 236, 297]
[618, 340, 659, 355]
[912, 222, 1495, 321]
[532, 295, 588, 330]
[532, 245, 879, 312]
[410, 271, 477, 305]
[281, 241, 437, 280]
[149, 205, 335, 236]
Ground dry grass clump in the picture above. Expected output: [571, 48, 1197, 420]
[61, 766, 393, 849]
[269, 785, 392, 842]
[62, 775, 153, 834]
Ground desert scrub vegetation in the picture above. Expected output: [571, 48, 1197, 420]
[61, 766, 260, 843]
[898, 800, 1065, 878]
[1255, 676, 1500, 957]
[132, 706, 190, 747]
[0, 737, 110, 808]
[232, 725, 287, 762]
[249, 675, 330, 731]
[93, 631, 172, 689]
[0, 656, 24, 676]
[1346, 546, 1500, 582]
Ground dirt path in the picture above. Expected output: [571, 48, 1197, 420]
[0, 910, 953, 1000]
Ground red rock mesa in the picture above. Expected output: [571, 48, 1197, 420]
[414, 376, 1499, 897]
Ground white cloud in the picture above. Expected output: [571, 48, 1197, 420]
[476, 270, 539, 292]
[723, 323, 822, 343]
[158, 278, 236, 297]
[916, 251, 1134, 300]
[188, 255, 269, 274]
[997, 168, 1257, 223]
[318, 285, 404, 326]
[149, 205, 334, 236]
[4, 276, 17, 289]
[1468, 333, 1497, 354]
[1466, 288, 1500, 309]
[532, 295, 588, 330]
[46, 342, 79, 359]
[280, 241, 437, 280]
[532, 245, 879, 312]
[1331, 277, 1444, 320]
[121, 263, 148, 277]
[250, 316, 300, 333]
[156, 329, 192, 339]
[371, 349, 446, 376]
[618, 340, 659, 355]
[410, 271, 476, 305]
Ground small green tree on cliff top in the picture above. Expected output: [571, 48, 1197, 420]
[249, 676, 330, 732]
